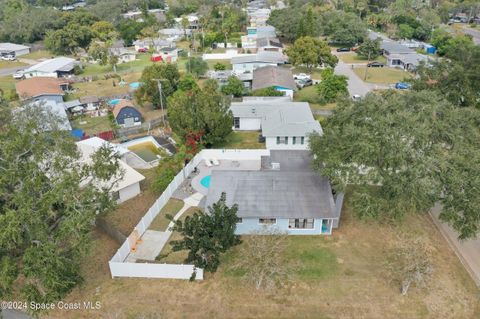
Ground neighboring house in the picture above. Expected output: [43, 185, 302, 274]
[22, 57, 78, 78]
[231, 51, 288, 74]
[112, 99, 143, 127]
[380, 41, 429, 70]
[0, 43, 30, 58]
[133, 38, 173, 52]
[66, 96, 101, 114]
[159, 28, 192, 41]
[256, 37, 283, 52]
[242, 26, 277, 49]
[26, 100, 72, 131]
[230, 97, 322, 150]
[205, 150, 343, 235]
[122, 8, 166, 22]
[174, 14, 200, 30]
[247, 9, 272, 27]
[15, 77, 71, 102]
[109, 47, 137, 63]
[77, 137, 145, 203]
[156, 47, 179, 62]
[252, 66, 296, 99]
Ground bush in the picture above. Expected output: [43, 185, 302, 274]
[214, 63, 226, 71]
[251, 87, 283, 97]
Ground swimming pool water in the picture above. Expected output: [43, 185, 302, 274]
[109, 99, 120, 105]
[200, 175, 211, 188]
[127, 141, 162, 162]
[129, 82, 141, 89]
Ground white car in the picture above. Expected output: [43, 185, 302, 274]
[352, 94, 361, 101]
[1, 55, 16, 61]
[293, 73, 311, 81]
[12, 71, 24, 79]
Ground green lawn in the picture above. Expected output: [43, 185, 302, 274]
[70, 72, 140, 99]
[353, 67, 412, 84]
[294, 86, 337, 110]
[148, 199, 185, 232]
[0, 60, 27, 70]
[0, 76, 17, 93]
[71, 115, 112, 135]
[82, 54, 153, 76]
[214, 131, 265, 149]
[21, 50, 55, 60]
[338, 53, 387, 64]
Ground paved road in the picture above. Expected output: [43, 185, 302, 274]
[0, 66, 27, 77]
[430, 203, 480, 287]
[334, 60, 372, 97]
[462, 26, 480, 45]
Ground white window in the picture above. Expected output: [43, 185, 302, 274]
[289, 218, 314, 229]
[234, 117, 240, 129]
[259, 218, 276, 225]
[276, 136, 287, 144]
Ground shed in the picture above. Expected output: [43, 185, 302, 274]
[112, 99, 143, 127]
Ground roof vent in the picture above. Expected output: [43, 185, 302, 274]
[251, 106, 256, 114]
[271, 162, 280, 170]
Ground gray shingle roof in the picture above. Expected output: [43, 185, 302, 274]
[0, 42, 30, 52]
[252, 66, 296, 91]
[230, 101, 322, 137]
[205, 151, 337, 219]
[231, 51, 287, 65]
[381, 41, 414, 54]
[24, 57, 76, 74]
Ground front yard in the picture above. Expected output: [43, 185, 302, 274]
[353, 67, 412, 84]
[0, 60, 27, 69]
[214, 131, 265, 149]
[338, 53, 387, 64]
[47, 189, 479, 319]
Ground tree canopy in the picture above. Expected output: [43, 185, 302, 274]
[221, 76, 244, 97]
[135, 63, 180, 108]
[285, 36, 338, 71]
[309, 90, 480, 239]
[0, 104, 120, 304]
[316, 68, 348, 103]
[167, 79, 233, 146]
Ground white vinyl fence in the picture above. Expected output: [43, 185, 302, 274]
[109, 149, 270, 280]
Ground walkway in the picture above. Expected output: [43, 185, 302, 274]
[430, 203, 480, 287]
[125, 192, 204, 262]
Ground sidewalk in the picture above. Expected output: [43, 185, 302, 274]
[430, 203, 480, 287]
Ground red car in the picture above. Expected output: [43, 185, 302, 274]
[137, 48, 147, 53]
[150, 55, 163, 62]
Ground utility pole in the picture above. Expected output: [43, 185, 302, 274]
[154, 79, 167, 128]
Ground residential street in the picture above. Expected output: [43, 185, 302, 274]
[430, 203, 480, 287]
[461, 26, 480, 45]
[0, 66, 27, 77]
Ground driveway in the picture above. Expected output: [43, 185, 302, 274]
[461, 26, 480, 45]
[334, 60, 372, 97]
[0, 66, 27, 77]
[430, 203, 480, 287]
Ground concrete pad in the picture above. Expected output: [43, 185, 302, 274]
[184, 192, 204, 207]
[128, 230, 170, 261]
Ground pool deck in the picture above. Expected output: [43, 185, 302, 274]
[191, 159, 261, 196]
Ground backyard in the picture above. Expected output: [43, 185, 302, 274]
[71, 115, 113, 136]
[353, 67, 412, 84]
[81, 54, 153, 76]
[69, 72, 141, 99]
[214, 131, 265, 149]
[46, 190, 480, 319]
[21, 50, 56, 60]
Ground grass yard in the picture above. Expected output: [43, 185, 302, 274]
[0, 76, 17, 93]
[282, 65, 323, 80]
[338, 53, 387, 64]
[206, 59, 232, 70]
[0, 60, 27, 69]
[70, 72, 141, 99]
[353, 66, 412, 84]
[294, 86, 337, 111]
[46, 189, 480, 319]
[21, 50, 55, 60]
[214, 131, 265, 149]
[148, 199, 185, 232]
[82, 54, 152, 76]
[156, 207, 202, 263]
[71, 115, 112, 135]
[103, 168, 158, 236]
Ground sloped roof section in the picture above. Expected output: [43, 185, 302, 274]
[252, 66, 296, 91]
[16, 77, 68, 99]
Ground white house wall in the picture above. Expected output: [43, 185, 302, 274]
[265, 136, 309, 150]
[118, 182, 141, 203]
[232, 62, 277, 74]
[238, 117, 262, 130]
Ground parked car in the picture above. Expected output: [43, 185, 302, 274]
[367, 62, 385, 68]
[352, 94, 361, 101]
[293, 73, 310, 80]
[351, 47, 359, 52]
[12, 71, 24, 79]
[1, 55, 16, 61]
[336, 47, 351, 52]
[296, 78, 313, 89]
[395, 82, 412, 90]
[137, 48, 147, 53]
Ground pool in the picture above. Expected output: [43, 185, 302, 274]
[109, 99, 120, 105]
[127, 141, 162, 163]
[129, 82, 142, 89]
[200, 175, 211, 188]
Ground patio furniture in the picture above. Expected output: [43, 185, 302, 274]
[211, 158, 220, 166]
[205, 159, 213, 167]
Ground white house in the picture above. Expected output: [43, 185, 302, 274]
[77, 137, 145, 203]
[231, 51, 288, 74]
[0, 43, 30, 57]
[230, 97, 322, 150]
[109, 47, 137, 63]
[22, 57, 78, 78]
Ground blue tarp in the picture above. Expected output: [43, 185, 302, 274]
[71, 129, 84, 139]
